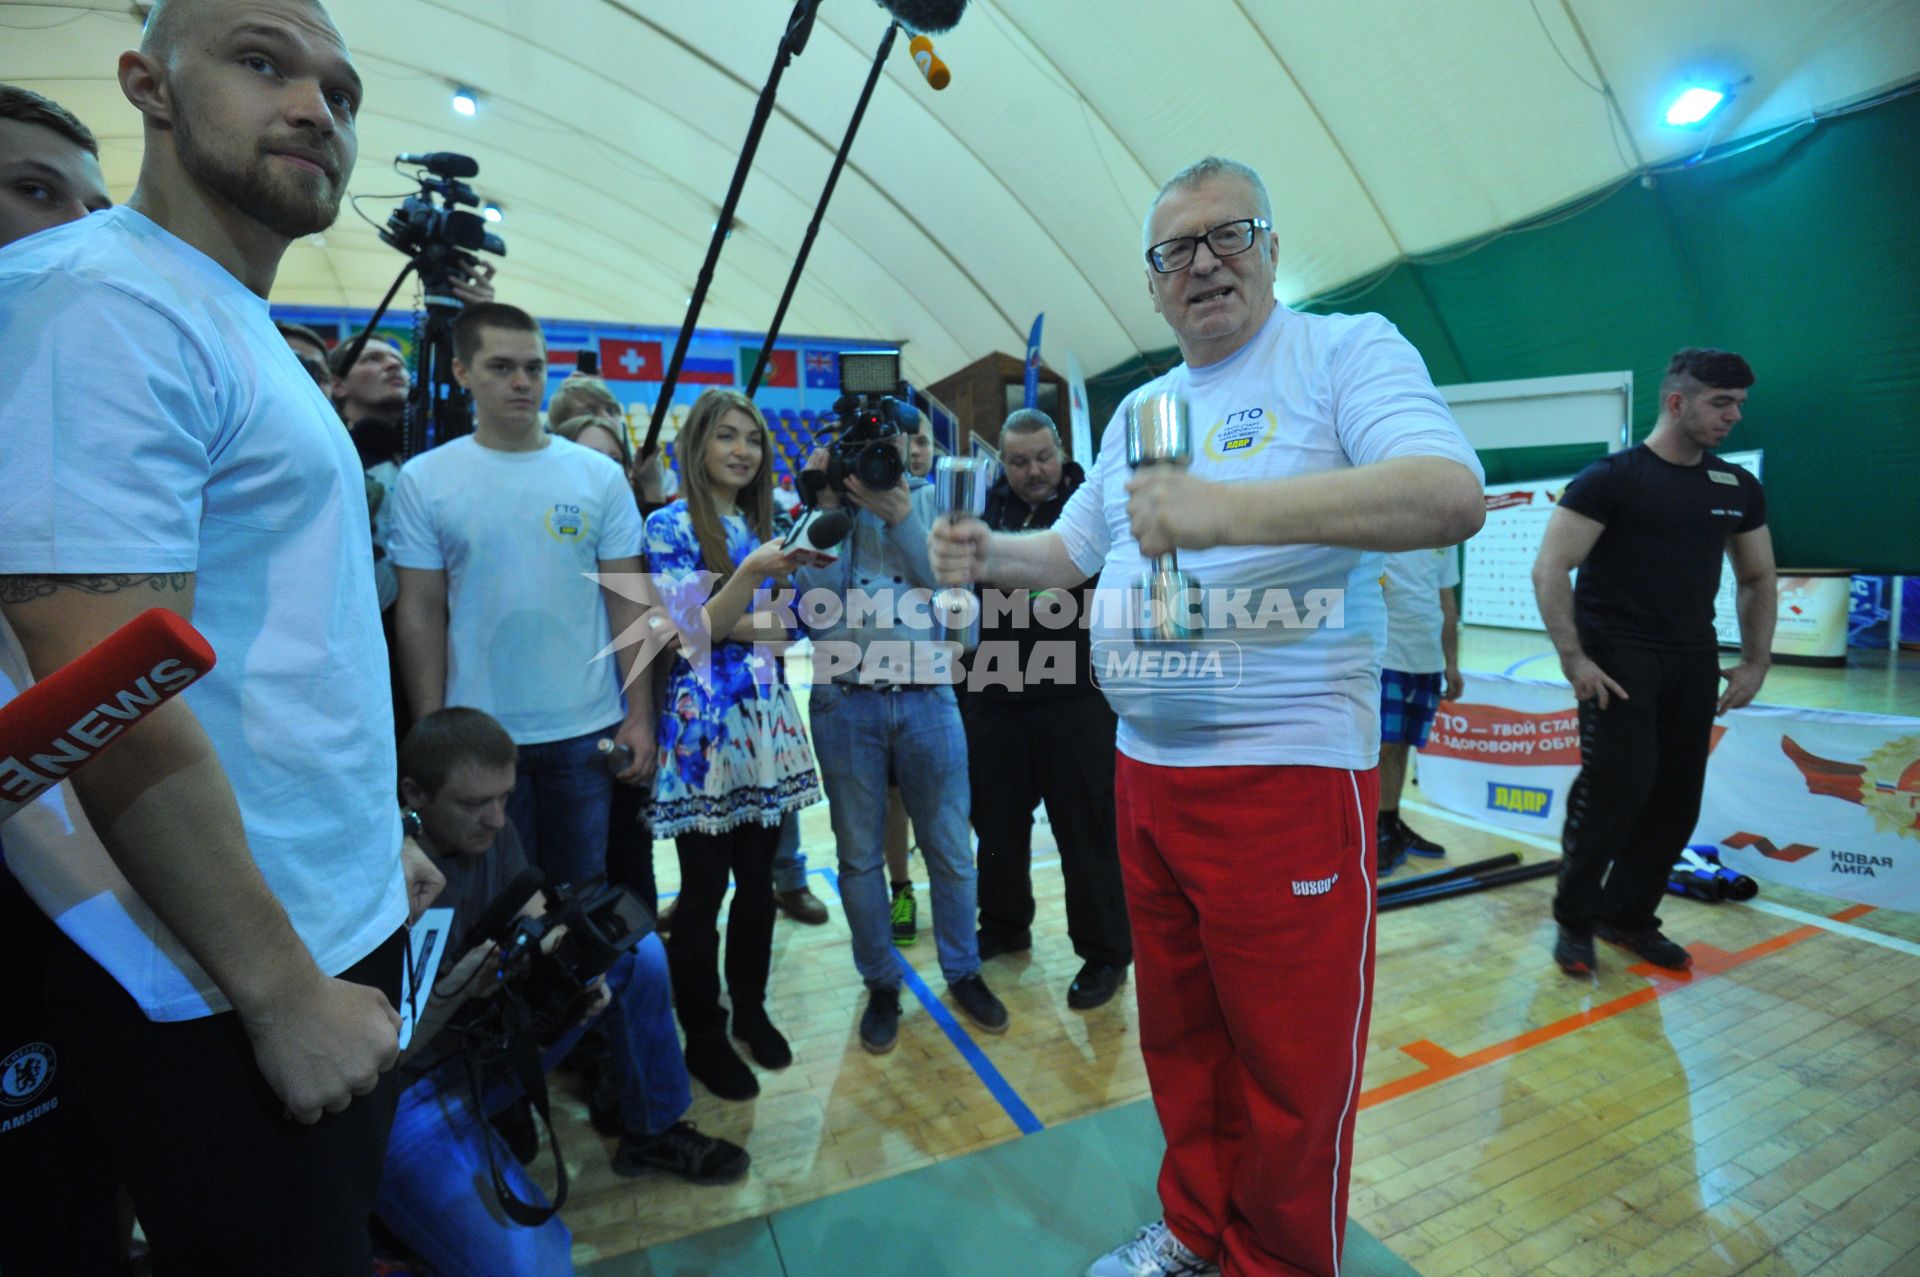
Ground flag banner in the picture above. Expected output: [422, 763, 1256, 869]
[804, 348, 839, 390]
[1023, 313, 1044, 409]
[740, 346, 798, 389]
[599, 338, 664, 382]
[1066, 350, 1092, 470]
[681, 355, 736, 386]
[1418, 673, 1920, 910]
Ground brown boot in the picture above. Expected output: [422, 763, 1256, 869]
[773, 887, 829, 926]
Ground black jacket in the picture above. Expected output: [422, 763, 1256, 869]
[968, 461, 1099, 700]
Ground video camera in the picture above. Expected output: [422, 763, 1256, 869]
[813, 349, 922, 499]
[462, 869, 652, 1046]
[380, 151, 506, 294]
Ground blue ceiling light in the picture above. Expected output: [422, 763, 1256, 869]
[452, 86, 479, 117]
[1664, 85, 1726, 127]
[482, 203, 503, 223]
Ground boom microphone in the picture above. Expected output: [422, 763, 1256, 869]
[874, 0, 967, 34]
[396, 151, 481, 179]
[909, 35, 950, 89]
[0, 609, 217, 826]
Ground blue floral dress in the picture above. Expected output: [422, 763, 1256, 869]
[645, 503, 821, 836]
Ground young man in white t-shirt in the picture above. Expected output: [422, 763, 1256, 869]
[934, 157, 1485, 1277]
[0, 2, 411, 1269]
[389, 303, 656, 890]
[1376, 545, 1465, 871]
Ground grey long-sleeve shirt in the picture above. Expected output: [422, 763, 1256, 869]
[791, 479, 945, 685]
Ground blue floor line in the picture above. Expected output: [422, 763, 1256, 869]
[820, 866, 1045, 1136]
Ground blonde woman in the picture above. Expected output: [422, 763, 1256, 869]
[645, 389, 819, 1099]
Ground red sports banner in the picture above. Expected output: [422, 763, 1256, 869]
[1418, 674, 1919, 911]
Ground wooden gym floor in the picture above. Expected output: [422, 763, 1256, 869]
[538, 630, 1920, 1276]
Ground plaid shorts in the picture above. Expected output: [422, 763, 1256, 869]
[1380, 669, 1443, 747]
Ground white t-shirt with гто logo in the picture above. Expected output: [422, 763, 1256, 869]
[1053, 304, 1484, 770]
[0, 207, 406, 1020]
[386, 435, 644, 745]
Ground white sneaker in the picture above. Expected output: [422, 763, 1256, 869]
[1084, 1219, 1220, 1277]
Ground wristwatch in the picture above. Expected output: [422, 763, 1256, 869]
[401, 808, 422, 839]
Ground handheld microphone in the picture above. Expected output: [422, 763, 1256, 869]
[0, 609, 216, 826]
[909, 35, 951, 89]
[781, 508, 854, 565]
[396, 152, 481, 179]
[875, 0, 968, 34]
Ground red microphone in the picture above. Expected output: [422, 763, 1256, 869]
[1, 609, 217, 825]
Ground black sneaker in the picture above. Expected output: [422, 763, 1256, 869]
[1395, 813, 1447, 858]
[1595, 922, 1692, 970]
[1067, 961, 1128, 1011]
[1553, 924, 1597, 976]
[949, 974, 1009, 1034]
[1376, 825, 1408, 876]
[614, 1121, 750, 1184]
[731, 1008, 793, 1070]
[976, 928, 1032, 961]
[860, 986, 903, 1054]
[683, 1033, 759, 1100]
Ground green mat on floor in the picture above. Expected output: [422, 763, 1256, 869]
[585, 1099, 1417, 1277]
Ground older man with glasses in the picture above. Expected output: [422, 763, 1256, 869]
[934, 156, 1484, 1277]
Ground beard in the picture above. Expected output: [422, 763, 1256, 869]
[173, 108, 343, 239]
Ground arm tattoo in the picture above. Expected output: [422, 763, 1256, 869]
[0, 574, 192, 605]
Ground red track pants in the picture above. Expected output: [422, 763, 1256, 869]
[1116, 754, 1379, 1277]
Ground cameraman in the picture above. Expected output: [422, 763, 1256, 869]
[379, 709, 748, 1276]
[795, 413, 1008, 1054]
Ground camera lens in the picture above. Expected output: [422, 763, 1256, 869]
[856, 442, 904, 489]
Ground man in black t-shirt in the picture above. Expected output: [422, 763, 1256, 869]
[1532, 349, 1776, 977]
[964, 410, 1132, 1011]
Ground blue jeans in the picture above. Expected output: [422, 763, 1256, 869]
[771, 812, 806, 892]
[376, 933, 688, 1277]
[808, 683, 978, 987]
[507, 725, 617, 890]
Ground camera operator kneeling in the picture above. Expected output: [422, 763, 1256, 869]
[378, 708, 747, 1276]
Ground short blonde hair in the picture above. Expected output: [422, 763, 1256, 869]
[547, 375, 623, 427]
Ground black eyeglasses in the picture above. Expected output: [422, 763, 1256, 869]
[1145, 218, 1271, 274]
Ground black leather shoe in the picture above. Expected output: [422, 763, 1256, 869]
[976, 928, 1032, 961]
[1067, 961, 1128, 1011]
[683, 1033, 759, 1100]
[774, 887, 830, 926]
[731, 1008, 793, 1069]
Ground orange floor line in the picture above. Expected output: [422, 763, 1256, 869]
[1358, 908, 1861, 1111]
